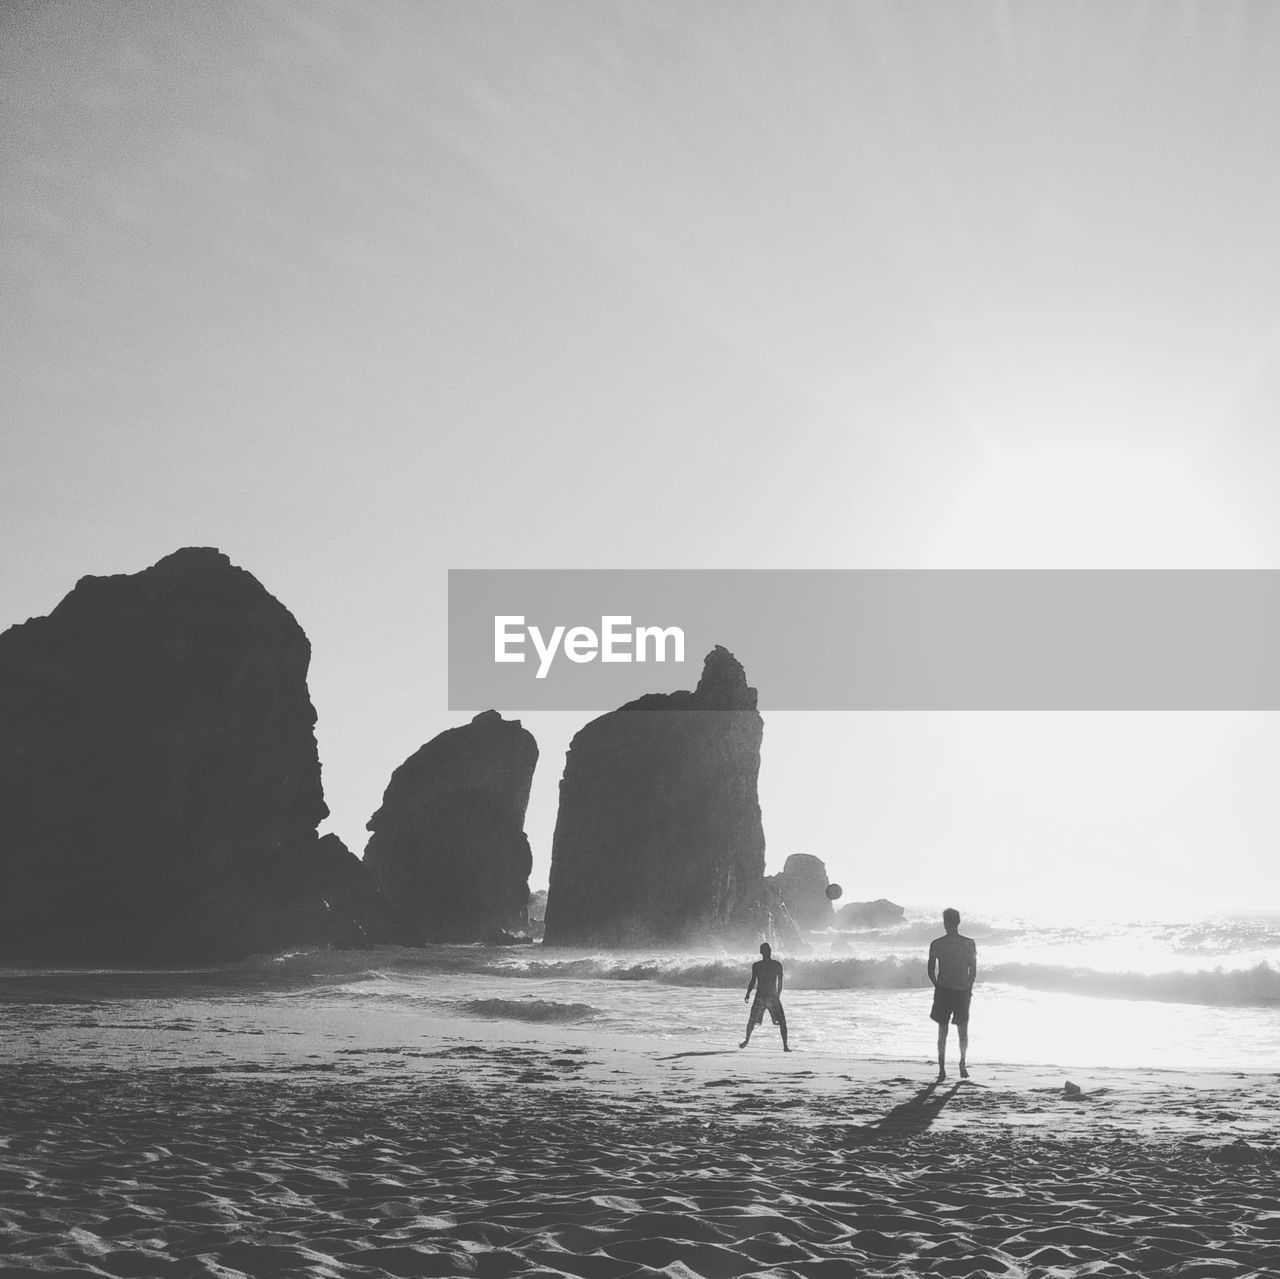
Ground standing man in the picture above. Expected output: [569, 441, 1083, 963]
[740, 942, 789, 1051]
[927, 907, 976, 1080]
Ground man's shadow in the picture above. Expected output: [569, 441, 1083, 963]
[861, 1080, 963, 1138]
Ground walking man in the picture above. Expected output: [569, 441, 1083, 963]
[928, 907, 976, 1080]
[740, 942, 789, 1051]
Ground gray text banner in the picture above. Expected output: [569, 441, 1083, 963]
[448, 570, 1280, 711]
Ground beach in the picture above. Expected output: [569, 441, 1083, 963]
[3, 985, 1278, 1279]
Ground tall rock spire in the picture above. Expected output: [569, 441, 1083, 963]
[543, 647, 766, 946]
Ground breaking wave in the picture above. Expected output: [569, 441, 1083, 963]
[508, 956, 1280, 1007]
[459, 998, 598, 1023]
[981, 960, 1280, 1007]
[504, 954, 1280, 1008]
[250, 938, 1280, 1009]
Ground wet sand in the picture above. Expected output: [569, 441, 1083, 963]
[2, 992, 1278, 1277]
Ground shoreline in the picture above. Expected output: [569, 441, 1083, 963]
[3, 999, 1279, 1277]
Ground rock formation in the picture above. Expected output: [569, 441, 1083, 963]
[760, 877, 806, 953]
[191, 832, 417, 956]
[765, 853, 836, 932]
[836, 898, 906, 929]
[0, 547, 411, 962]
[528, 888, 548, 940]
[543, 646, 766, 947]
[362, 711, 538, 942]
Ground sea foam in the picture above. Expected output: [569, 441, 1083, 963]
[459, 998, 597, 1023]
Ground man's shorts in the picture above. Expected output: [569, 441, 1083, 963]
[930, 986, 971, 1027]
[749, 994, 786, 1027]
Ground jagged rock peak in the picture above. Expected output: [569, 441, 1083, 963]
[694, 645, 757, 711]
[150, 545, 233, 571]
[78, 546, 237, 591]
[471, 707, 522, 730]
[54, 546, 301, 637]
[543, 649, 766, 947]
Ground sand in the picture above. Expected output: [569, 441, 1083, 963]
[1, 992, 1278, 1278]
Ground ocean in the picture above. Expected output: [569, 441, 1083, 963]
[4, 906, 1277, 1073]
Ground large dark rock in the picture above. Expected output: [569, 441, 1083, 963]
[362, 711, 538, 942]
[193, 832, 418, 956]
[0, 547, 410, 962]
[836, 898, 906, 929]
[765, 853, 835, 932]
[543, 646, 766, 947]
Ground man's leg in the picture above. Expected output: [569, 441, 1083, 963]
[776, 1006, 789, 1052]
[957, 1023, 969, 1078]
[936, 1022, 948, 1080]
[740, 1006, 756, 1048]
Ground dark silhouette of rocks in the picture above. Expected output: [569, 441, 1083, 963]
[543, 646, 766, 947]
[192, 832, 417, 956]
[836, 898, 907, 929]
[0, 547, 410, 962]
[766, 853, 836, 932]
[362, 711, 538, 942]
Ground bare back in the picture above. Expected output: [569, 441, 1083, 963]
[752, 957, 783, 998]
[929, 933, 976, 990]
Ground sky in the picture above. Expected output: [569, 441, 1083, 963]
[6, 1, 1280, 919]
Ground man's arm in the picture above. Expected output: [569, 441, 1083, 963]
[927, 940, 939, 987]
[967, 941, 977, 991]
[776, 963, 784, 996]
[745, 966, 757, 1001]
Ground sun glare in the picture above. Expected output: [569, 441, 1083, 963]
[932, 449, 1261, 569]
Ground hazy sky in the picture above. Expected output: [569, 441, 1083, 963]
[6, 1, 1280, 918]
